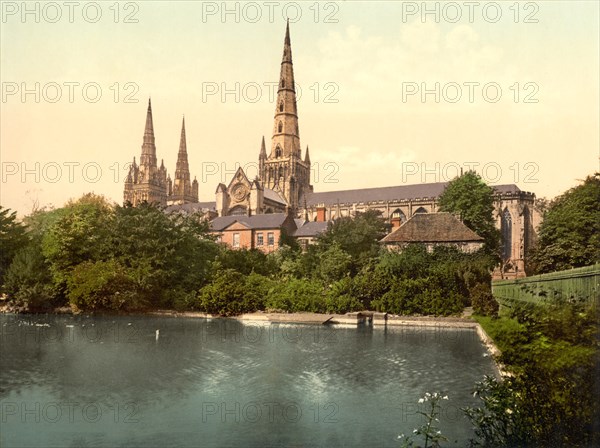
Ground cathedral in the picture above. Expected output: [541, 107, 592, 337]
[124, 102, 198, 206]
[123, 22, 540, 278]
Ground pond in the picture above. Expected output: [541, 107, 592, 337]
[0, 314, 497, 447]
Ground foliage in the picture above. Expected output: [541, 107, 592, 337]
[194, 269, 249, 316]
[437, 171, 501, 259]
[325, 277, 363, 313]
[318, 242, 352, 284]
[266, 277, 325, 313]
[42, 194, 114, 291]
[471, 298, 599, 447]
[67, 260, 144, 311]
[529, 173, 600, 273]
[0, 206, 29, 288]
[469, 282, 499, 317]
[317, 209, 387, 272]
[214, 246, 278, 277]
[399, 392, 450, 448]
[4, 243, 57, 310]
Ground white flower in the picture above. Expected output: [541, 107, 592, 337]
[443, 395, 449, 400]
[425, 392, 431, 397]
[418, 398, 424, 403]
[506, 408, 513, 414]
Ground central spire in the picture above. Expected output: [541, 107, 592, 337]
[271, 20, 300, 159]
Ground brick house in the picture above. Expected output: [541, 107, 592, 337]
[210, 213, 298, 253]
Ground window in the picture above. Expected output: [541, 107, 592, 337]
[279, 102, 284, 112]
[278, 121, 283, 133]
[501, 208, 512, 261]
[267, 232, 275, 246]
[414, 207, 428, 214]
[257, 233, 264, 246]
[275, 145, 282, 158]
[233, 233, 240, 248]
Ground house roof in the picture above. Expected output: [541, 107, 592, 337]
[381, 212, 484, 244]
[210, 213, 291, 231]
[293, 221, 329, 238]
[301, 182, 523, 207]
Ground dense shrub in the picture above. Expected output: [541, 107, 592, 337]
[194, 269, 248, 316]
[470, 282, 499, 316]
[266, 278, 325, 313]
[67, 260, 143, 311]
[325, 278, 363, 313]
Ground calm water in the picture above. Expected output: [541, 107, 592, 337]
[0, 314, 497, 447]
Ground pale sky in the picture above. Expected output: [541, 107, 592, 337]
[1, 1, 599, 216]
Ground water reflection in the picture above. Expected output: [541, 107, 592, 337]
[1, 314, 497, 447]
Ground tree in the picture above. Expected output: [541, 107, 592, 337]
[529, 173, 600, 273]
[317, 209, 388, 271]
[42, 194, 114, 290]
[437, 171, 501, 260]
[0, 206, 29, 288]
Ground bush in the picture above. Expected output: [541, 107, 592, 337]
[470, 282, 499, 317]
[266, 278, 325, 313]
[325, 278, 363, 313]
[194, 269, 247, 316]
[67, 260, 144, 311]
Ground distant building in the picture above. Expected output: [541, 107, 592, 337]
[381, 212, 485, 253]
[210, 213, 297, 254]
[292, 221, 329, 250]
[124, 104, 198, 207]
[124, 21, 540, 278]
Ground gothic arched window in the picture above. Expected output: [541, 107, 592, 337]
[501, 208, 512, 261]
[278, 121, 283, 133]
[414, 207, 428, 214]
[275, 145, 282, 158]
[279, 102, 284, 112]
[278, 167, 284, 178]
[523, 206, 531, 256]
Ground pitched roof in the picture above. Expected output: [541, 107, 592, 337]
[301, 182, 522, 206]
[293, 221, 329, 237]
[381, 212, 484, 244]
[210, 213, 291, 231]
[264, 188, 287, 205]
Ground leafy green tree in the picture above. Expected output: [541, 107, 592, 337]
[317, 209, 388, 271]
[529, 173, 600, 273]
[109, 203, 218, 307]
[42, 194, 114, 290]
[318, 242, 352, 284]
[214, 246, 278, 277]
[4, 243, 57, 310]
[437, 171, 501, 260]
[0, 206, 29, 287]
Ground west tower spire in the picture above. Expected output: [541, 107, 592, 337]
[124, 98, 169, 206]
[170, 116, 198, 204]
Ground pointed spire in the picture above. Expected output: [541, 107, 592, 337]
[282, 18, 292, 64]
[304, 145, 310, 164]
[179, 116, 187, 155]
[259, 136, 267, 158]
[140, 98, 157, 170]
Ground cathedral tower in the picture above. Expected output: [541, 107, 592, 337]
[260, 21, 312, 211]
[124, 99, 169, 206]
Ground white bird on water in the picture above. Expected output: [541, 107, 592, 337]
[155, 329, 160, 341]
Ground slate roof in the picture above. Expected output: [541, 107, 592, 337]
[166, 202, 216, 213]
[293, 221, 329, 238]
[264, 188, 287, 205]
[210, 213, 291, 231]
[381, 212, 484, 244]
[301, 182, 522, 206]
